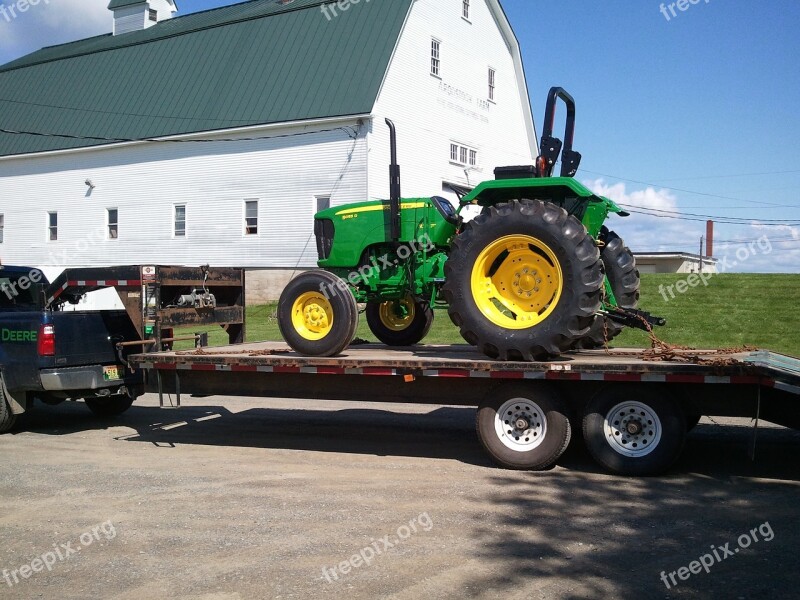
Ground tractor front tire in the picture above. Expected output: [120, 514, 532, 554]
[278, 270, 358, 357]
[443, 200, 604, 361]
[366, 296, 434, 347]
[574, 228, 640, 350]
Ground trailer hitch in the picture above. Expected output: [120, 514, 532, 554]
[602, 307, 667, 331]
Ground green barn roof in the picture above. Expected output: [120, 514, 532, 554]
[0, 0, 413, 157]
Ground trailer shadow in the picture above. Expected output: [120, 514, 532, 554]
[15, 401, 800, 481]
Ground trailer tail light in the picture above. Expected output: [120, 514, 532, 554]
[38, 324, 56, 356]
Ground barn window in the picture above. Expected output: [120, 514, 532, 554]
[0, 214, 4, 243]
[431, 39, 441, 77]
[245, 200, 259, 235]
[462, 0, 470, 20]
[48, 212, 57, 241]
[148, 9, 158, 22]
[488, 68, 496, 101]
[450, 142, 478, 167]
[174, 205, 186, 237]
[107, 208, 119, 239]
[316, 196, 331, 213]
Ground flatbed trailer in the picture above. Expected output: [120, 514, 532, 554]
[130, 343, 800, 476]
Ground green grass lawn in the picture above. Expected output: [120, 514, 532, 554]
[177, 274, 800, 357]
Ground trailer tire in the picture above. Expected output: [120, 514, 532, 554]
[685, 413, 702, 432]
[583, 385, 686, 476]
[278, 270, 359, 357]
[0, 384, 17, 434]
[573, 229, 640, 349]
[444, 200, 604, 361]
[477, 384, 572, 470]
[366, 296, 434, 346]
[85, 394, 135, 417]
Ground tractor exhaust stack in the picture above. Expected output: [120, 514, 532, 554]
[386, 119, 402, 242]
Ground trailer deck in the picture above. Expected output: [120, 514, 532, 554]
[130, 342, 798, 390]
[128, 343, 800, 475]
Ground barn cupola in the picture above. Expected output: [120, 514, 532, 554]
[109, 0, 178, 36]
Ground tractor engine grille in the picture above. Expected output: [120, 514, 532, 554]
[315, 218, 335, 261]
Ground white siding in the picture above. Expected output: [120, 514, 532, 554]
[368, 0, 535, 201]
[0, 120, 367, 271]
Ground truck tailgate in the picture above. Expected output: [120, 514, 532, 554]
[51, 311, 137, 368]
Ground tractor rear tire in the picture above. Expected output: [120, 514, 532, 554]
[85, 394, 135, 417]
[574, 229, 640, 350]
[0, 384, 18, 434]
[443, 200, 604, 361]
[476, 383, 572, 470]
[366, 296, 434, 346]
[278, 270, 358, 357]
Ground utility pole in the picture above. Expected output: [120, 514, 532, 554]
[699, 236, 704, 274]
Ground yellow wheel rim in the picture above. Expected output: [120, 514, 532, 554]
[470, 235, 563, 330]
[378, 296, 416, 332]
[291, 292, 334, 340]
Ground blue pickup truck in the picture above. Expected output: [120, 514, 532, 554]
[0, 265, 143, 433]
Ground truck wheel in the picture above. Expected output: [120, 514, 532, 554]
[366, 296, 434, 346]
[573, 229, 640, 349]
[0, 385, 18, 434]
[583, 385, 686, 476]
[477, 384, 572, 470]
[85, 394, 135, 417]
[444, 200, 604, 361]
[278, 270, 358, 357]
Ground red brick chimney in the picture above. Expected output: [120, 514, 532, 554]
[706, 220, 714, 257]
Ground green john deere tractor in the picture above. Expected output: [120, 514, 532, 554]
[278, 87, 664, 361]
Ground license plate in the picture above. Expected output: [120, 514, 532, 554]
[103, 366, 121, 381]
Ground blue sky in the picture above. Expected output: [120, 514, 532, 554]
[1, 0, 799, 271]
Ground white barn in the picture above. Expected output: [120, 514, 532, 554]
[0, 0, 536, 303]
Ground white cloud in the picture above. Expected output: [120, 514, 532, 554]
[0, 0, 110, 64]
[585, 178, 800, 273]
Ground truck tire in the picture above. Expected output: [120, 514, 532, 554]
[583, 385, 686, 476]
[573, 229, 640, 349]
[443, 200, 604, 361]
[366, 296, 434, 346]
[477, 384, 572, 470]
[85, 394, 135, 417]
[278, 270, 358, 357]
[0, 385, 18, 434]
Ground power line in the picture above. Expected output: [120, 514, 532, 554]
[581, 167, 798, 209]
[652, 169, 800, 182]
[621, 207, 800, 227]
[0, 96, 254, 124]
[618, 203, 800, 224]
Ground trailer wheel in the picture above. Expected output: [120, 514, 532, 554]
[278, 270, 358, 357]
[366, 296, 434, 346]
[0, 384, 18, 434]
[477, 384, 572, 470]
[85, 394, 135, 417]
[444, 200, 603, 361]
[583, 385, 686, 476]
[573, 229, 640, 349]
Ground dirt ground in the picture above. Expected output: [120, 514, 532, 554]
[1, 394, 799, 600]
